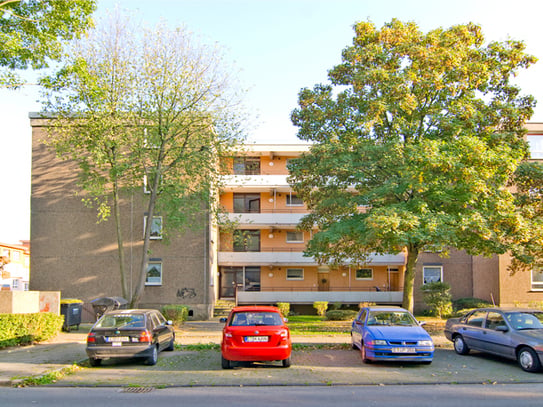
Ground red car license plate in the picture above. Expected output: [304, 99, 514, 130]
[245, 336, 268, 343]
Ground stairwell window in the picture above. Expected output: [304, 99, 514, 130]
[144, 215, 163, 240]
[423, 266, 443, 284]
[145, 260, 162, 286]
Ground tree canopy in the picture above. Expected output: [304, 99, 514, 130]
[41, 12, 246, 306]
[289, 19, 538, 311]
[0, 0, 96, 88]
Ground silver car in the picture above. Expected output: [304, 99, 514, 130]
[445, 307, 543, 372]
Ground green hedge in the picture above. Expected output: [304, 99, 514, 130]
[0, 312, 64, 349]
[325, 310, 358, 321]
[161, 305, 189, 325]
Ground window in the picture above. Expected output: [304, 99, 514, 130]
[532, 265, 543, 290]
[527, 135, 543, 159]
[286, 231, 304, 243]
[286, 193, 303, 206]
[486, 312, 506, 330]
[233, 193, 260, 213]
[286, 268, 304, 280]
[145, 260, 162, 286]
[466, 310, 487, 327]
[144, 216, 163, 240]
[234, 230, 260, 252]
[233, 157, 260, 175]
[423, 266, 443, 284]
[356, 268, 373, 280]
[12, 279, 19, 290]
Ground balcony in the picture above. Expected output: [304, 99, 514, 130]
[221, 175, 291, 192]
[237, 289, 403, 305]
[223, 211, 307, 228]
[218, 250, 406, 267]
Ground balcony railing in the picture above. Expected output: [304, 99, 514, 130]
[237, 290, 403, 305]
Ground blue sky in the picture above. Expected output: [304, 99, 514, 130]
[1, 0, 543, 243]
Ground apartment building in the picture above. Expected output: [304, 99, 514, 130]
[217, 145, 406, 309]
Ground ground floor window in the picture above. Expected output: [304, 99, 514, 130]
[220, 266, 261, 298]
[146, 259, 162, 286]
[423, 265, 442, 284]
[532, 265, 543, 291]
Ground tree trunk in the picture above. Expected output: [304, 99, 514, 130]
[112, 180, 129, 302]
[402, 244, 419, 313]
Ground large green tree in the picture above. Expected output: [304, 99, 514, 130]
[0, 0, 96, 88]
[289, 19, 538, 311]
[41, 13, 245, 306]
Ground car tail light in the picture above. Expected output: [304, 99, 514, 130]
[139, 331, 152, 343]
[87, 332, 96, 343]
[279, 330, 288, 339]
[224, 332, 233, 339]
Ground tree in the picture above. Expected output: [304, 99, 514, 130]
[0, 0, 96, 88]
[41, 12, 245, 307]
[288, 19, 537, 312]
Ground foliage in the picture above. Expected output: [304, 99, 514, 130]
[15, 364, 80, 387]
[161, 305, 189, 325]
[289, 19, 537, 312]
[0, 0, 96, 88]
[60, 298, 83, 304]
[452, 297, 493, 311]
[325, 309, 358, 321]
[0, 312, 63, 348]
[313, 301, 328, 317]
[421, 281, 453, 318]
[41, 11, 246, 306]
[276, 302, 290, 317]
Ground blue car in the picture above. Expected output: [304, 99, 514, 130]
[351, 306, 434, 364]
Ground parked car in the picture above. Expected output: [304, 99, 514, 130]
[351, 306, 434, 364]
[220, 305, 292, 369]
[86, 309, 175, 367]
[445, 307, 543, 372]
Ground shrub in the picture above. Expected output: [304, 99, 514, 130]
[421, 281, 452, 318]
[313, 301, 328, 317]
[161, 305, 189, 325]
[452, 297, 492, 311]
[276, 302, 290, 317]
[358, 302, 376, 309]
[325, 310, 358, 321]
[0, 312, 63, 349]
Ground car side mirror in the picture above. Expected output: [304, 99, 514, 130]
[496, 325, 509, 332]
[219, 317, 227, 323]
[166, 320, 173, 326]
[283, 317, 288, 323]
[418, 321, 427, 326]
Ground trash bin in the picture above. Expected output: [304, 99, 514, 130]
[90, 296, 129, 320]
[60, 299, 83, 332]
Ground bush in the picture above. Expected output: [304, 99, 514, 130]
[325, 309, 358, 321]
[0, 312, 63, 349]
[276, 302, 290, 317]
[453, 297, 492, 311]
[421, 281, 452, 318]
[313, 301, 328, 317]
[161, 305, 189, 325]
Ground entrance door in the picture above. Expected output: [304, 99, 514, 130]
[318, 272, 330, 291]
[220, 267, 243, 298]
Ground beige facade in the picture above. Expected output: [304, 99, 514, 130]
[30, 115, 214, 320]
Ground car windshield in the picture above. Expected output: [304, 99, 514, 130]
[505, 312, 543, 330]
[230, 311, 283, 326]
[95, 314, 145, 329]
[367, 311, 418, 326]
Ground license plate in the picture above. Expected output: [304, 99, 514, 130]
[106, 336, 129, 343]
[391, 347, 416, 353]
[245, 336, 268, 343]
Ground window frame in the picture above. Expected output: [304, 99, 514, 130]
[233, 156, 260, 175]
[286, 268, 304, 281]
[144, 215, 163, 240]
[145, 260, 163, 286]
[527, 135, 543, 159]
[355, 268, 373, 280]
[531, 264, 543, 291]
[286, 193, 304, 206]
[286, 230, 304, 243]
[423, 265, 443, 284]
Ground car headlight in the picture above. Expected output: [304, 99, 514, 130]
[418, 340, 433, 347]
[367, 339, 387, 346]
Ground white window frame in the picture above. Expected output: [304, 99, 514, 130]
[145, 260, 163, 286]
[286, 193, 304, 206]
[286, 268, 304, 280]
[355, 268, 373, 280]
[286, 231, 304, 243]
[144, 215, 163, 240]
[527, 135, 543, 159]
[423, 265, 443, 284]
[531, 265, 543, 291]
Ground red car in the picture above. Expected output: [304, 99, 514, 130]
[220, 306, 292, 369]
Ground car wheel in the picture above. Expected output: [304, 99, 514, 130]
[453, 335, 470, 355]
[221, 355, 232, 369]
[165, 337, 175, 351]
[88, 357, 101, 367]
[145, 345, 159, 365]
[518, 347, 542, 373]
[361, 344, 371, 364]
[282, 357, 291, 368]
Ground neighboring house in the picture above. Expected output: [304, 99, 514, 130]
[30, 114, 214, 320]
[29, 112, 543, 317]
[0, 241, 30, 291]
